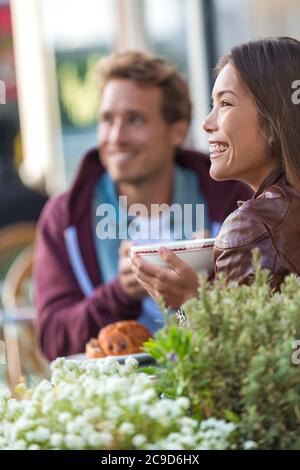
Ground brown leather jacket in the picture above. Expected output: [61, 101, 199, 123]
[214, 168, 300, 288]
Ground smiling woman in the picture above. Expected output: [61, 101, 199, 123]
[204, 63, 276, 190]
[132, 37, 300, 309]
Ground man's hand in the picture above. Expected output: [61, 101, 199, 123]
[131, 247, 199, 309]
[119, 241, 147, 301]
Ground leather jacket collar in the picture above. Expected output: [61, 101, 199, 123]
[254, 167, 285, 198]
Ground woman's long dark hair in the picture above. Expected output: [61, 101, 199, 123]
[215, 37, 300, 191]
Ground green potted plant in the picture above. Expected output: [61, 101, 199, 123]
[144, 251, 300, 449]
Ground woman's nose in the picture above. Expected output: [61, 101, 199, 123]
[202, 108, 218, 134]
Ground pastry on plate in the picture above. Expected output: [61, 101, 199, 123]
[85, 338, 106, 358]
[85, 320, 151, 358]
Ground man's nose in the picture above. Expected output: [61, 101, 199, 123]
[202, 108, 218, 134]
[108, 119, 127, 145]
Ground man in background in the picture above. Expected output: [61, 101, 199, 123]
[34, 51, 251, 360]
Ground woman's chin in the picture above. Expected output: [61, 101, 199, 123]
[209, 164, 227, 181]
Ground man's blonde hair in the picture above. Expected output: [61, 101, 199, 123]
[96, 51, 192, 124]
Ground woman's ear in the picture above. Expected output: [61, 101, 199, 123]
[170, 120, 189, 147]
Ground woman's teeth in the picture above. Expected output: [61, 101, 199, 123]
[209, 144, 229, 153]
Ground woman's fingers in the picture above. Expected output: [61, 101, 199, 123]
[119, 240, 134, 257]
[158, 247, 190, 275]
[131, 253, 162, 276]
[131, 249, 187, 277]
[132, 265, 152, 285]
[136, 278, 159, 300]
[131, 250, 199, 308]
[131, 254, 169, 299]
[131, 253, 173, 287]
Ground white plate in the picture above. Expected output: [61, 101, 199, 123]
[65, 352, 154, 364]
[130, 238, 215, 275]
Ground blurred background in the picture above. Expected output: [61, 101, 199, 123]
[0, 0, 300, 388]
[1, 0, 299, 194]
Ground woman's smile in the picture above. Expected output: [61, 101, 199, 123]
[209, 141, 230, 159]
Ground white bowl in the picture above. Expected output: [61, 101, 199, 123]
[130, 238, 215, 275]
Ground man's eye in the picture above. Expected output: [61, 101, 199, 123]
[100, 115, 112, 123]
[128, 115, 144, 124]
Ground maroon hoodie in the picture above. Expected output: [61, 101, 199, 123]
[34, 147, 252, 360]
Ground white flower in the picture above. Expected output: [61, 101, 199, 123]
[23, 404, 38, 419]
[8, 399, 20, 414]
[50, 357, 66, 372]
[179, 417, 197, 428]
[64, 434, 85, 450]
[107, 409, 123, 421]
[124, 356, 138, 369]
[50, 433, 64, 447]
[132, 434, 147, 447]
[178, 435, 197, 448]
[200, 417, 222, 430]
[119, 422, 135, 435]
[243, 440, 257, 450]
[0, 388, 10, 400]
[58, 412, 72, 424]
[140, 388, 156, 403]
[86, 432, 103, 448]
[86, 431, 112, 448]
[15, 418, 36, 432]
[0, 437, 7, 448]
[28, 444, 40, 450]
[181, 424, 197, 436]
[0, 356, 238, 450]
[162, 442, 184, 450]
[175, 396, 190, 410]
[33, 427, 50, 443]
[34, 380, 52, 397]
[83, 407, 101, 421]
[96, 432, 113, 447]
[14, 440, 27, 450]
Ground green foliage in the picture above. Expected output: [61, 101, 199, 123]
[144, 251, 300, 449]
[57, 52, 101, 127]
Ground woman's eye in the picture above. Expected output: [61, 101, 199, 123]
[220, 100, 232, 108]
